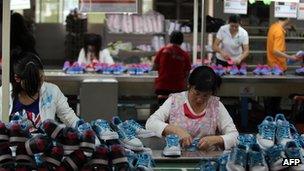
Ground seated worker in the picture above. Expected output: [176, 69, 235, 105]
[154, 31, 191, 106]
[212, 14, 249, 66]
[146, 66, 238, 151]
[0, 52, 80, 128]
[78, 33, 114, 65]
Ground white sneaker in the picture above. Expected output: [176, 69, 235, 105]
[256, 116, 276, 150]
[248, 144, 268, 171]
[162, 134, 181, 157]
[266, 145, 288, 171]
[126, 119, 155, 138]
[275, 114, 292, 146]
[285, 141, 304, 171]
[226, 144, 247, 171]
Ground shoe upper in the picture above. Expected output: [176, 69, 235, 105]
[276, 120, 292, 144]
[266, 145, 285, 165]
[78, 122, 96, 144]
[135, 153, 154, 168]
[260, 65, 271, 75]
[198, 160, 218, 171]
[238, 134, 257, 149]
[0, 121, 9, 143]
[285, 141, 304, 160]
[43, 142, 64, 166]
[228, 144, 247, 168]
[92, 119, 116, 136]
[165, 134, 181, 150]
[248, 144, 267, 167]
[258, 116, 276, 141]
[253, 65, 262, 75]
[229, 65, 239, 75]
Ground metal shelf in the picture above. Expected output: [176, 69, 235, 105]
[250, 36, 304, 40]
[250, 50, 298, 54]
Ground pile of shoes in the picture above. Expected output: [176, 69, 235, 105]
[0, 116, 156, 170]
[225, 114, 304, 171]
[253, 65, 284, 76]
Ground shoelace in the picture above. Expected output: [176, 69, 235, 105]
[249, 152, 264, 167]
[166, 135, 180, 148]
[198, 161, 217, 171]
[277, 123, 291, 139]
[121, 124, 136, 140]
[259, 123, 275, 140]
[96, 120, 111, 132]
[128, 120, 143, 130]
[267, 145, 283, 164]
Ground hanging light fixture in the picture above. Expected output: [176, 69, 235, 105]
[263, 0, 272, 5]
[249, 0, 256, 4]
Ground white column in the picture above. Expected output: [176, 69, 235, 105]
[200, 0, 205, 59]
[192, 0, 199, 64]
[2, 0, 11, 122]
[207, 0, 214, 47]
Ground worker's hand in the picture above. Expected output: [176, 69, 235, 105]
[198, 136, 223, 151]
[289, 55, 302, 62]
[232, 57, 242, 65]
[175, 127, 193, 147]
[220, 51, 231, 60]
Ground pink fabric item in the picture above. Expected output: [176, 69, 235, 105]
[168, 93, 220, 138]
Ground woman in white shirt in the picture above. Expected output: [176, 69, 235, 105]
[213, 14, 249, 66]
[78, 33, 114, 65]
[146, 66, 238, 151]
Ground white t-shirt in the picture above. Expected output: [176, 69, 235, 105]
[216, 24, 249, 61]
[77, 48, 115, 65]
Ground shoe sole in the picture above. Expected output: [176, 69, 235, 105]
[162, 150, 181, 157]
[226, 162, 246, 171]
[100, 133, 119, 141]
[269, 159, 288, 171]
[137, 166, 153, 171]
[121, 142, 144, 151]
[137, 132, 156, 139]
[112, 156, 128, 165]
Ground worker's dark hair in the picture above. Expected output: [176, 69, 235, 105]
[12, 52, 44, 99]
[169, 31, 184, 45]
[83, 33, 102, 58]
[188, 66, 222, 95]
[228, 14, 241, 24]
[278, 18, 288, 21]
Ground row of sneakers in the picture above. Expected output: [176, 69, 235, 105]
[253, 65, 283, 76]
[63, 61, 152, 75]
[211, 64, 247, 76]
[226, 134, 304, 171]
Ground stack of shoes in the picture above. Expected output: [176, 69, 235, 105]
[76, 122, 96, 155]
[8, 119, 31, 147]
[41, 119, 65, 140]
[42, 141, 64, 170]
[82, 143, 111, 170]
[295, 67, 304, 76]
[253, 64, 283, 76]
[112, 116, 144, 151]
[162, 134, 181, 157]
[60, 149, 87, 170]
[253, 64, 263, 75]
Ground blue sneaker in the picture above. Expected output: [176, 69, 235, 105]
[260, 65, 272, 75]
[237, 134, 256, 150]
[112, 117, 143, 151]
[290, 124, 304, 156]
[275, 114, 292, 146]
[217, 65, 226, 76]
[217, 153, 229, 171]
[272, 65, 283, 75]
[91, 119, 119, 141]
[295, 67, 304, 76]
[163, 134, 181, 157]
[253, 65, 262, 75]
[226, 144, 247, 171]
[135, 153, 155, 171]
[125, 119, 155, 138]
[266, 145, 288, 171]
[198, 160, 218, 171]
[239, 65, 247, 75]
[125, 148, 138, 169]
[256, 116, 276, 150]
[248, 144, 268, 171]
[229, 65, 239, 75]
[285, 141, 304, 171]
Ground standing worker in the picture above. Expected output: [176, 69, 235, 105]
[266, 18, 301, 116]
[154, 31, 191, 106]
[213, 14, 249, 66]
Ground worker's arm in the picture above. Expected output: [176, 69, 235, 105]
[212, 38, 230, 60]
